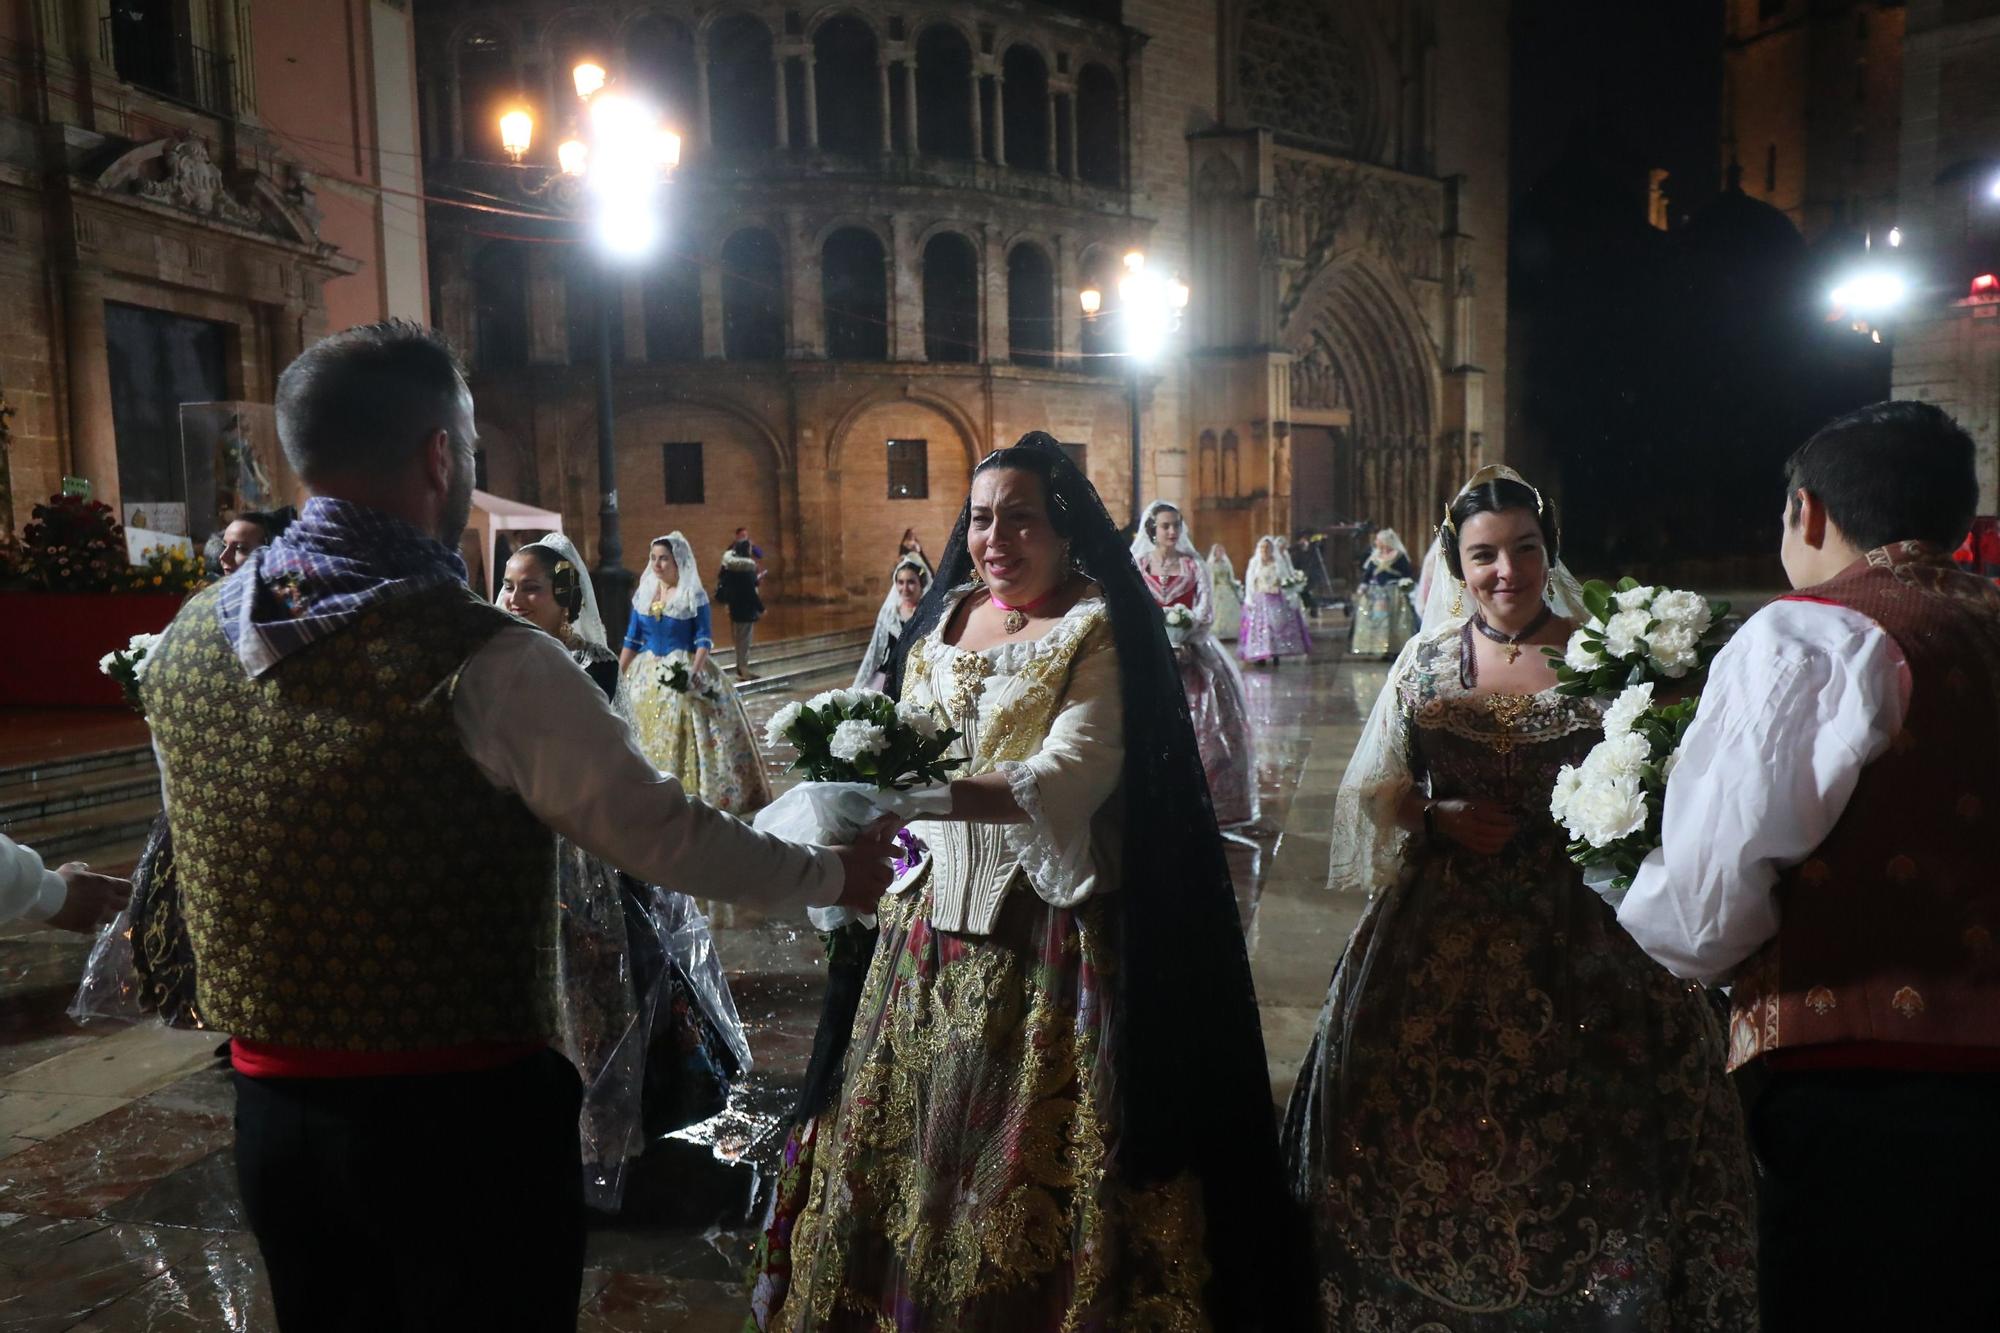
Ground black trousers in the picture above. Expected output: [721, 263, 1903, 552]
[1749, 1066, 2000, 1333]
[233, 1049, 585, 1333]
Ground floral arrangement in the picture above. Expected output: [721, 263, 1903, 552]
[98, 632, 162, 714]
[1548, 682, 1698, 889]
[127, 545, 206, 595]
[1163, 604, 1195, 645]
[764, 687, 961, 789]
[19, 494, 125, 592]
[1278, 571, 1309, 592]
[1546, 578, 1727, 697]
[657, 649, 717, 700]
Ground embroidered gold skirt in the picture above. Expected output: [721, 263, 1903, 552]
[620, 652, 771, 815]
[767, 877, 1210, 1331]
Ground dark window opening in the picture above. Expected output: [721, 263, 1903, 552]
[663, 441, 704, 504]
[721, 228, 785, 360]
[473, 240, 529, 371]
[1076, 64, 1121, 186]
[1001, 46, 1051, 171]
[709, 15, 777, 152]
[922, 232, 980, 363]
[814, 16, 882, 155]
[457, 26, 515, 159]
[566, 259, 626, 366]
[626, 15, 700, 137]
[644, 257, 702, 363]
[887, 439, 929, 499]
[823, 227, 888, 360]
[105, 301, 229, 510]
[915, 27, 975, 160]
[1007, 244, 1056, 368]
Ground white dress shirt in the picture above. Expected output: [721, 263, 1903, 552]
[0, 834, 66, 926]
[156, 623, 843, 910]
[1613, 598, 1908, 985]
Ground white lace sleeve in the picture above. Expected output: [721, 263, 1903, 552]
[1191, 557, 1216, 630]
[1325, 630, 1428, 895]
[993, 626, 1123, 907]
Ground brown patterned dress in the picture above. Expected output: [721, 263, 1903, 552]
[1284, 634, 1758, 1331]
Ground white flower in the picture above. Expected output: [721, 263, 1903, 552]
[807, 687, 871, 714]
[1645, 623, 1700, 678]
[764, 701, 804, 748]
[1614, 585, 1657, 612]
[828, 719, 889, 762]
[1600, 682, 1655, 740]
[894, 701, 940, 740]
[1563, 772, 1651, 847]
[1581, 730, 1651, 784]
[1649, 589, 1712, 637]
[1550, 764, 1583, 822]
[128, 651, 154, 681]
[98, 651, 119, 675]
[1562, 629, 1600, 674]
[1601, 608, 1651, 661]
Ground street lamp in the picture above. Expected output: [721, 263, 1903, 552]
[499, 64, 681, 614]
[1079, 249, 1190, 525]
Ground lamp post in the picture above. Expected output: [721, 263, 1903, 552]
[499, 65, 682, 615]
[1080, 250, 1189, 526]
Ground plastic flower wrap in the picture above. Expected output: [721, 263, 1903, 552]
[1162, 604, 1195, 645]
[1278, 571, 1309, 592]
[1548, 682, 1699, 890]
[757, 688, 962, 931]
[98, 632, 162, 714]
[1545, 577, 1728, 696]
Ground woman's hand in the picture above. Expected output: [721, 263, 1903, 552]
[692, 646, 711, 677]
[1430, 798, 1517, 855]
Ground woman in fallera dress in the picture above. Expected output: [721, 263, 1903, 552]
[760, 433, 1306, 1332]
[1283, 467, 1757, 1331]
[1208, 541, 1244, 642]
[1239, 535, 1312, 665]
[1350, 527, 1420, 660]
[1133, 501, 1258, 827]
[851, 556, 931, 690]
[618, 532, 772, 814]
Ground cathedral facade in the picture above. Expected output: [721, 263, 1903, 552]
[417, 0, 1507, 603]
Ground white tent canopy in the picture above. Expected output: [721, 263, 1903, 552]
[462, 489, 564, 598]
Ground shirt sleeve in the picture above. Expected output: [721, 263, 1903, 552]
[0, 833, 67, 925]
[1191, 558, 1215, 629]
[456, 627, 841, 909]
[994, 624, 1125, 907]
[693, 602, 714, 650]
[622, 607, 645, 653]
[1615, 599, 1907, 985]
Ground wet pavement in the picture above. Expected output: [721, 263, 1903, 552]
[0, 619, 1379, 1330]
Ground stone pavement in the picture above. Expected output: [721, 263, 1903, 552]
[0, 620, 1378, 1331]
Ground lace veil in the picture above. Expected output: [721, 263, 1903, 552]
[1328, 465, 1589, 896]
[509, 532, 610, 651]
[852, 556, 931, 688]
[1126, 499, 1201, 568]
[631, 531, 708, 620]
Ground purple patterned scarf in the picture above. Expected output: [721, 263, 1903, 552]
[218, 496, 468, 677]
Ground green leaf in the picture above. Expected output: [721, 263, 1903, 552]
[1616, 576, 1640, 592]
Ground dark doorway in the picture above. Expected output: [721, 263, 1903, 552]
[105, 301, 230, 510]
[1290, 424, 1349, 532]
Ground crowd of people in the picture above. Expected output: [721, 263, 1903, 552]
[15, 317, 1997, 1333]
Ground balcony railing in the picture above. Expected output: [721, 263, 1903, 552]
[101, 15, 236, 118]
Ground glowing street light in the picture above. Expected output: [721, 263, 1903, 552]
[498, 108, 534, 162]
[1079, 249, 1191, 523]
[1829, 269, 1908, 317]
[556, 138, 588, 177]
[572, 62, 607, 100]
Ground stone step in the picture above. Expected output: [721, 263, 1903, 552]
[0, 744, 155, 797]
[4, 794, 161, 862]
[0, 763, 161, 828]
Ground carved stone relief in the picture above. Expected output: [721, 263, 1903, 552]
[135, 137, 262, 228]
[1271, 155, 1442, 329]
[1235, 0, 1367, 156]
[1290, 331, 1351, 412]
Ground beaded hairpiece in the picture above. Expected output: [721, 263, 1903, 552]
[1440, 466, 1543, 539]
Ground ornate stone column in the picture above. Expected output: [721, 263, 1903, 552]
[991, 75, 1005, 165]
[878, 59, 893, 153]
[63, 268, 118, 511]
[902, 59, 919, 153]
[772, 52, 788, 148]
[694, 33, 713, 147]
[802, 54, 820, 149]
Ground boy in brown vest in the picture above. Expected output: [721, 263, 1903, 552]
[1602, 401, 2000, 1329]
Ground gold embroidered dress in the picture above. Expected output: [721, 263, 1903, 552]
[770, 590, 1210, 1331]
[1283, 630, 1759, 1331]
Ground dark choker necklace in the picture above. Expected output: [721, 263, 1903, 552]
[1460, 608, 1553, 687]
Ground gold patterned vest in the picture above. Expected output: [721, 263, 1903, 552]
[144, 581, 558, 1051]
[898, 599, 1113, 934]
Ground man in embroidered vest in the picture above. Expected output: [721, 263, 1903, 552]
[1599, 401, 2000, 1330]
[143, 321, 893, 1332]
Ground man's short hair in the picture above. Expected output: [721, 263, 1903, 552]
[275, 321, 470, 484]
[1785, 401, 1978, 552]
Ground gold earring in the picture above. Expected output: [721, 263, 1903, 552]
[1450, 581, 1464, 617]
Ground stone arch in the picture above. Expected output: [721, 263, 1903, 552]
[813, 14, 882, 155]
[828, 392, 982, 598]
[623, 11, 700, 132]
[1285, 256, 1438, 541]
[455, 23, 515, 160]
[615, 396, 788, 594]
[803, 5, 887, 42]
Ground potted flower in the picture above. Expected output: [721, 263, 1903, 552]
[0, 495, 196, 707]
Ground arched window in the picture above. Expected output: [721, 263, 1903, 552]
[1007, 243, 1055, 368]
[1077, 64, 1120, 186]
[721, 228, 784, 360]
[566, 252, 626, 366]
[548, 13, 612, 83]
[626, 14, 699, 135]
[914, 26, 974, 160]
[457, 26, 514, 159]
[814, 16, 881, 155]
[644, 255, 702, 363]
[922, 232, 979, 363]
[822, 227, 888, 360]
[1001, 46, 1050, 172]
[472, 240, 528, 371]
[709, 14, 777, 152]
[1078, 245, 1118, 367]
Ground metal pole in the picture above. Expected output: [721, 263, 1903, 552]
[590, 257, 635, 616]
[1127, 355, 1143, 527]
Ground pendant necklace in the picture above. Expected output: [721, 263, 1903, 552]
[1471, 608, 1553, 664]
[989, 585, 1063, 635]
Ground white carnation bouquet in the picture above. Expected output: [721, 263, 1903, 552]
[1278, 570, 1308, 592]
[1546, 578, 1727, 696]
[1162, 604, 1195, 645]
[756, 688, 963, 930]
[657, 648, 718, 701]
[1548, 682, 1699, 889]
[98, 632, 162, 714]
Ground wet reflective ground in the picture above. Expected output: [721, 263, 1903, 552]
[0, 620, 1376, 1330]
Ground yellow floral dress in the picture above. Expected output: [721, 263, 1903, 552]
[619, 600, 770, 815]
